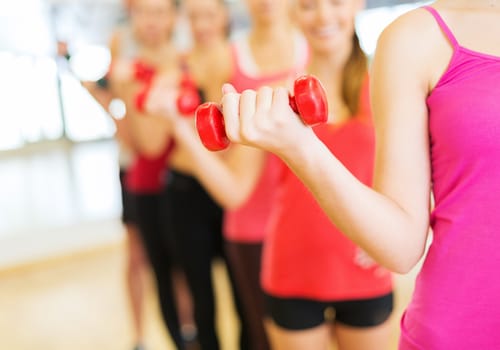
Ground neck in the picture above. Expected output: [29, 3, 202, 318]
[307, 40, 353, 83]
[249, 18, 291, 43]
[141, 41, 177, 66]
[142, 39, 172, 53]
[307, 40, 355, 124]
[192, 37, 226, 56]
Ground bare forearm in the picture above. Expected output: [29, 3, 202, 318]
[280, 136, 429, 273]
[173, 121, 260, 209]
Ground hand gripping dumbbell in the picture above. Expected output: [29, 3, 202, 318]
[194, 75, 328, 151]
[134, 73, 202, 116]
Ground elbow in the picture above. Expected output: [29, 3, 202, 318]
[388, 246, 425, 275]
[383, 223, 430, 274]
[224, 184, 256, 210]
[225, 199, 244, 210]
[221, 193, 247, 210]
[208, 182, 253, 210]
[391, 259, 419, 275]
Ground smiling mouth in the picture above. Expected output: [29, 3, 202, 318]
[312, 26, 340, 38]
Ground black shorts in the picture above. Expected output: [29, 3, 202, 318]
[265, 292, 393, 330]
[118, 169, 135, 224]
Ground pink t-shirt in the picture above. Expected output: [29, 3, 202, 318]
[399, 7, 500, 349]
[223, 34, 309, 243]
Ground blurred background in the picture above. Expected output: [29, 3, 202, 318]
[0, 0, 425, 349]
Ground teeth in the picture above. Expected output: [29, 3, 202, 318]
[314, 26, 339, 37]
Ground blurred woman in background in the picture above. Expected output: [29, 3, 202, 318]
[81, 5, 149, 350]
[155, 0, 236, 349]
[98, 0, 191, 349]
[144, 1, 307, 349]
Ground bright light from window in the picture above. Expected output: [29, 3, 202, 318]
[357, 2, 428, 57]
[69, 44, 111, 82]
[0, 52, 62, 149]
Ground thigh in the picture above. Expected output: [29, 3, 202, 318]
[225, 242, 263, 307]
[168, 179, 221, 264]
[333, 293, 394, 350]
[125, 224, 147, 266]
[133, 194, 172, 268]
[267, 318, 330, 350]
[334, 321, 393, 350]
[166, 182, 219, 301]
[226, 242, 269, 348]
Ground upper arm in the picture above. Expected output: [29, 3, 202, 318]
[371, 10, 434, 238]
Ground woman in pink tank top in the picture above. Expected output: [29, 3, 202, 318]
[217, 1, 500, 349]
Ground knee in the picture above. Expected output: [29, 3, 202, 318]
[126, 236, 147, 271]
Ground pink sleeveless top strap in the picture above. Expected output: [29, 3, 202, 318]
[422, 6, 459, 48]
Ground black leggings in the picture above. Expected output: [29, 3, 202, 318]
[166, 170, 251, 350]
[225, 241, 270, 350]
[131, 192, 184, 349]
[118, 169, 135, 224]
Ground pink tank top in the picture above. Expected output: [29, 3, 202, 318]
[223, 34, 308, 243]
[399, 7, 500, 349]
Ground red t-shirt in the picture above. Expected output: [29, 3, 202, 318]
[261, 80, 393, 300]
[126, 141, 175, 194]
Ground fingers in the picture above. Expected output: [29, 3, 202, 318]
[219, 83, 239, 138]
[221, 91, 241, 142]
[272, 87, 290, 112]
[239, 88, 257, 122]
[220, 85, 289, 145]
[255, 86, 274, 115]
[222, 88, 259, 143]
[222, 83, 237, 95]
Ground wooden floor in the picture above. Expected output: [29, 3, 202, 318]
[0, 242, 418, 350]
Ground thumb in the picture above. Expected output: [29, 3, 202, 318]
[222, 83, 237, 95]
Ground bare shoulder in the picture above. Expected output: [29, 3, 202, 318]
[378, 7, 441, 59]
[374, 7, 451, 90]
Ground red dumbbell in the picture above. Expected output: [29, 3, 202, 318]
[133, 61, 156, 84]
[176, 75, 202, 116]
[134, 74, 201, 116]
[195, 75, 328, 151]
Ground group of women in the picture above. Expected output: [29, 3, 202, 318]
[87, 0, 500, 349]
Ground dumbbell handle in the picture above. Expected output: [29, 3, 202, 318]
[195, 75, 328, 152]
